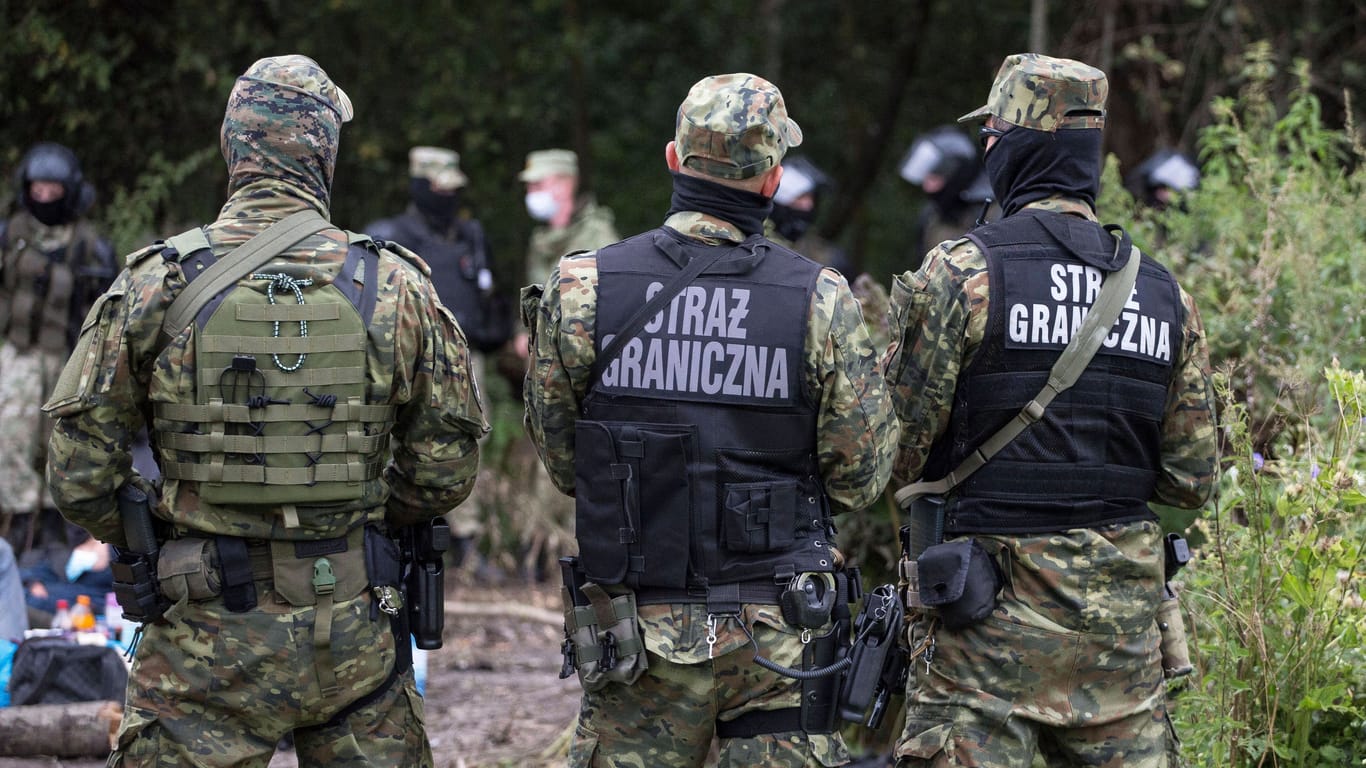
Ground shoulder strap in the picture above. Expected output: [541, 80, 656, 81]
[894, 233, 1142, 508]
[588, 233, 727, 386]
[159, 210, 331, 343]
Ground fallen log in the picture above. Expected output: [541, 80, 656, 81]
[444, 600, 562, 627]
[0, 701, 121, 757]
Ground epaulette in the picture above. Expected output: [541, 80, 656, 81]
[126, 242, 170, 268]
[363, 232, 431, 277]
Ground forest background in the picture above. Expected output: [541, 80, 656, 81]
[4, 1, 1365, 765]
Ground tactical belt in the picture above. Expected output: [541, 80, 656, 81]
[716, 707, 803, 739]
[633, 581, 789, 607]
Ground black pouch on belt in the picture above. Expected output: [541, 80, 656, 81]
[917, 539, 1002, 630]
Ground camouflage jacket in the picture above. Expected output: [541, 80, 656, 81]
[521, 208, 897, 520]
[524, 196, 618, 286]
[44, 185, 487, 546]
[882, 195, 1217, 508]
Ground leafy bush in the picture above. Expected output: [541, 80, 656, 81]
[1099, 47, 1366, 766]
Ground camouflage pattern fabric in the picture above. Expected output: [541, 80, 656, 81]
[43, 55, 482, 765]
[895, 522, 1180, 767]
[408, 146, 467, 191]
[675, 73, 803, 180]
[570, 604, 850, 767]
[525, 195, 618, 286]
[958, 53, 1108, 131]
[523, 209, 896, 514]
[113, 589, 432, 768]
[0, 344, 64, 518]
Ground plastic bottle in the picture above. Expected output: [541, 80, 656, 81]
[52, 598, 73, 633]
[71, 594, 96, 632]
[104, 592, 123, 639]
[412, 640, 428, 696]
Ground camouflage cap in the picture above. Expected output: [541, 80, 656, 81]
[958, 53, 1107, 131]
[518, 149, 578, 183]
[234, 54, 353, 123]
[675, 73, 802, 180]
[409, 146, 467, 190]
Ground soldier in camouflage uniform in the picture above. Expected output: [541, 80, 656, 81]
[43, 55, 485, 767]
[513, 149, 621, 576]
[884, 54, 1217, 767]
[519, 148, 619, 287]
[0, 142, 116, 547]
[523, 72, 896, 767]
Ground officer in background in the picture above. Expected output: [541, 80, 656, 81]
[44, 55, 485, 766]
[1126, 148, 1201, 212]
[897, 126, 995, 267]
[884, 54, 1217, 766]
[523, 72, 896, 767]
[0, 142, 116, 552]
[766, 155, 852, 276]
[519, 148, 618, 287]
[367, 146, 507, 559]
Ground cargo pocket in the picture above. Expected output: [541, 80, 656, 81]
[574, 420, 694, 587]
[894, 721, 953, 765]
[568, 723, 601, 768]
[42, 287, 124, 417]
[717, 448, 815, 554]
[808, 732, 853, 767]
[721, 480, 797, 553]
[114, 705, 173, 764]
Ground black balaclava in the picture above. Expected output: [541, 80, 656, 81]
[409, 178, 460, 232]
[769, 202, 815, 242]
[666, 171, 772, 237]
[984, 126, 1103, 217]
[16, 142, 87, 226]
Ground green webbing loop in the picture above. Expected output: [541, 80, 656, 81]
[313, 557, 338, 697]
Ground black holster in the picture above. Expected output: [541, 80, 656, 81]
[110, 483, 169, 623]
[401, 517, 450, 651]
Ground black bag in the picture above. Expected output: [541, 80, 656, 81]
[8, 636, 128, 705]
[918, 539, 1003, 630]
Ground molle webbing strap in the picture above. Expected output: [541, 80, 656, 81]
[157, 431, 388, 455]
[894, 240, 1142, 508]
[160, 210, 332, 343]
[155, 401, 394, 424]
[160, 459, 384, 485]
[198, 332, 368, 354]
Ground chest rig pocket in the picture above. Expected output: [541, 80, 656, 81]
[573, 420, 695, 588]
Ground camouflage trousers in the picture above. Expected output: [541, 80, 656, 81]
[895, 521, 1181, 767]
[0, 343, 63, 517]
[570, 603, 850, 767]
[110, 588, 431, 767]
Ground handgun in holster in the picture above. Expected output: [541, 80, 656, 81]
[838, 584, 909, 729]
[109, 483, 171, 624]
[401, 517, 450, 650]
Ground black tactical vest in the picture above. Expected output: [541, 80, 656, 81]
[368, 212, 504, 351]
[928, 210, 1184, 534]
[574, 227, 832, 600]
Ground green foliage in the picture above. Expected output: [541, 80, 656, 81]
[1111, 49, 1366, 765]
[1178, 363, 1365, 767]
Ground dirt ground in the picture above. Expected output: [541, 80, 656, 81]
[0, 577, 580, 768]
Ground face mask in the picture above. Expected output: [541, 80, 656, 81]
[28, 199, 69, 227]
[525, 190, 559, 222]
[65, 547, 100, 582]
